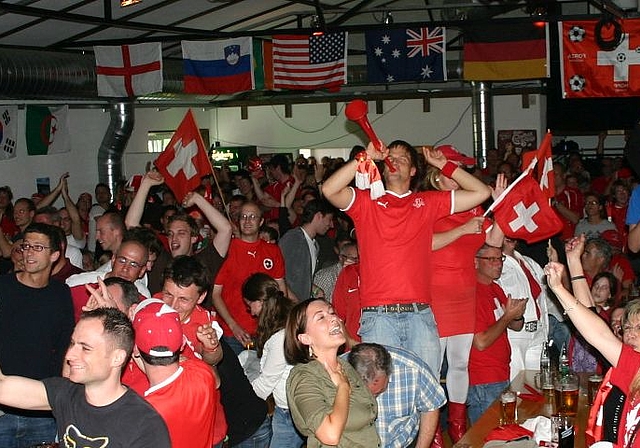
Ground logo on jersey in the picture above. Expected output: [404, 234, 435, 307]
[376, 201, 389, 209]
[63, 424, 109, 448]
[263, 258, 274, 270]
[413, 197, 425, 208]
[247, 251, 257, 258]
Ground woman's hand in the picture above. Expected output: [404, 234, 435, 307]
[422, 145, 446, 170]
[544, 261, 566, 291]
[460, 216, 485, 236]
[324, 361, 351, 392]
[490, 173, 507, 200]
[565, 234, 586, 261]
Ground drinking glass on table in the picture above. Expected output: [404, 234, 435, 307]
[588, 374, 603, 406]
[554, 373, 580, 416]
[500, 389, 517, 424]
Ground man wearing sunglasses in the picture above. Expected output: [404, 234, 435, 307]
[467, 243, 527, 424]
[0, 222, 75, 448]
[66, 239, 151, 321]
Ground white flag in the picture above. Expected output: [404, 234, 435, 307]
[95, 42, 163, 97]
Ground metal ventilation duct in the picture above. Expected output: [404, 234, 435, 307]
[471, 81, 494, 168]
[0, 48, 184, 99]
[0, 48, 182, 194]
[97, 102, 134, 195]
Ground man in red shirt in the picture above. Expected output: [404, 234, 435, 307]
[132, 298, 219, 448]
[322, 140, 491, 374]
[467, 244, 526, 423]
[212, 201, 286, 355]
[552, 162, 584, 241]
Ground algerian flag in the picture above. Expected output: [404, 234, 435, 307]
[25, 105, 70, 155]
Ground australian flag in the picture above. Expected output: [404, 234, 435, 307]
[366, 27, 447, 84]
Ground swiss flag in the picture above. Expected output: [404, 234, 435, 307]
[488, 174, 563, 243]
[521, 132, 554, 198]
[560, 19, 640, 98]
[154, 110, 212, 202]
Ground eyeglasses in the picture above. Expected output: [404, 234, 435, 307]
[585, 200, 600, 205]
[475, 255, 506, 263]
[240, 214, 260, 221]
[20, 243, 51, 252]
[623, 324, 640, 334]
[115, 256, 145, 269]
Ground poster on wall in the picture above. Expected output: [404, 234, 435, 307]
[497, 130, 537, 155]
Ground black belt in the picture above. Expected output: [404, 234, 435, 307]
[361, 303, 430, 313]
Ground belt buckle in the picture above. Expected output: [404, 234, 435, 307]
[524, 321, 538, 332]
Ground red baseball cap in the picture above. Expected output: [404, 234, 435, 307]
[133, 299, 184, 357]
[435, 145, 476, 166]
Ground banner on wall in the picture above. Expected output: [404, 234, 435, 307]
[25, 105, 70, 156]
[0, 106, 17, 160]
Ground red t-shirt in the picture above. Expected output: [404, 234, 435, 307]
[345, 188, 451, 307]
[215, 238, 285, 335]
[332, 263, 361, 342]
[468, 281, 511, 386]
[145, 358, 220, 448]
[430, 206, 486, 336]
[263, 176, 294, 221]
[554, 186, 584, 241]
[610, 344, 640, 448]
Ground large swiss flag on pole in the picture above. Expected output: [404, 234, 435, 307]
[154, 110, 212, 202]
[559, 19, 640, 98]
[486, 173, 563, 243]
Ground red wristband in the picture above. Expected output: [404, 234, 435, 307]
[441, 161, 458, 178]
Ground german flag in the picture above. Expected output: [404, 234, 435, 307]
[463, 23, 549, 81]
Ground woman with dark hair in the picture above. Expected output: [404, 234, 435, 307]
[284, 299, 378, 448]
[575, 192, 616, 237]
[242, 273, 302, 448]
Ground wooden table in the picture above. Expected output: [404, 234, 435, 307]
[455, 370, 591, 448]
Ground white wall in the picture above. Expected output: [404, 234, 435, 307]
[0, 94, 545, 205]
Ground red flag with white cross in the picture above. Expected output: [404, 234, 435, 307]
[521, 131, 554, 199]
[487, 173, 563, 243]
[154, 109, 212, 202]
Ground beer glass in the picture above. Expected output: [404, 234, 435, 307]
[588, 374, 603, 406]
[554, 373, 580, 416]
[500, 389, 517, 424]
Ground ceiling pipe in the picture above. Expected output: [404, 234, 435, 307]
[97, 101, 134, 196]
[471, 81, 494, 168]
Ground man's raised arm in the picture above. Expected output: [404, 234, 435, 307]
[0, 367, 51, 411]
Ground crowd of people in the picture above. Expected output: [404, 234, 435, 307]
[1, 132, 640, 448]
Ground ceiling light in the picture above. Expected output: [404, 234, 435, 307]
[383, 12, 394, 25]
[120, 0, 142, 6]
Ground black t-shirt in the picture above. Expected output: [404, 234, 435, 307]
[0, 273, 74, 379]
[43, 377, 170, 448]
[217, 339, 268, 445]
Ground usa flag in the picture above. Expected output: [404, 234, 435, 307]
[272, 32, 348, 91]
[366, 27, 447, 83]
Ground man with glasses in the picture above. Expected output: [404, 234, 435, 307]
[66, 239, 150, 321]
[0, 222, 75, 448]
[498, 237, 549, 380]
[212, 201, 286, 354]
[467, 243, 527, 423]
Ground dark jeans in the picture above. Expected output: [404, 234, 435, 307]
[0, 413, 57, 448]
